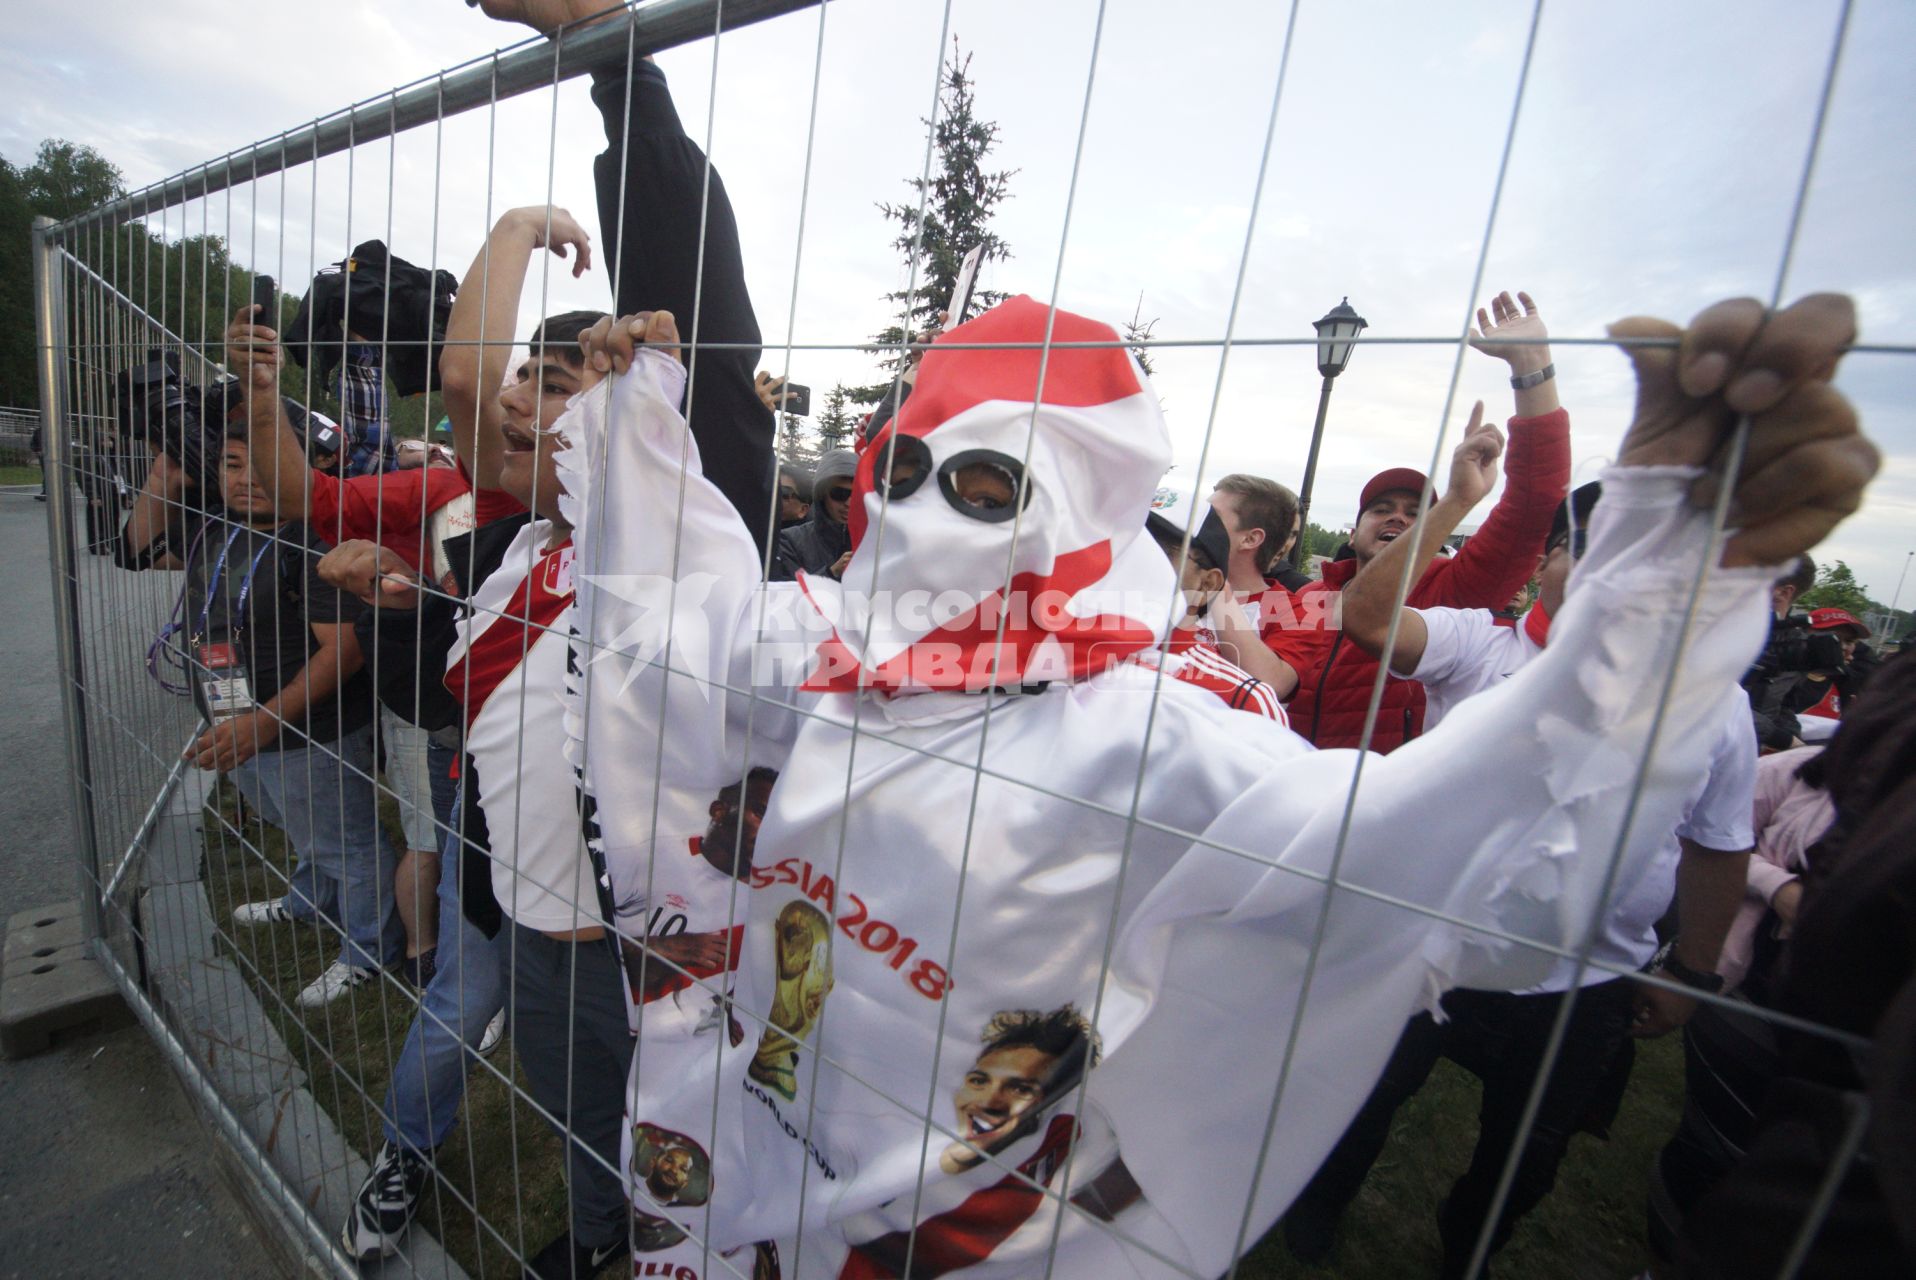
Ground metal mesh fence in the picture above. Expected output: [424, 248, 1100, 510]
[28, 2, 1908, 1278]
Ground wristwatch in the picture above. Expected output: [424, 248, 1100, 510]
[1509, 362, 1555, 391]
[1650, 943, 1725, 994]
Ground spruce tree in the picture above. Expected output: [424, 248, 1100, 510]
[776, 409, 819, 469]
[1123, 293, 1158, 377]
[849, 40, 1015, 406]
[812, 384, 856, 456]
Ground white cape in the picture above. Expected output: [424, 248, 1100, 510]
[558, 350, 1773, 1280]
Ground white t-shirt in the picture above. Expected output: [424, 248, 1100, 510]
[1526, 691, 1756, 991]
[443, 519, 595, 933]
[1408, 606, 1543, 730]
[1412, 605, 1757, 990]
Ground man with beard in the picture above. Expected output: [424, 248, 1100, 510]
[1267, 289, 1571, 751]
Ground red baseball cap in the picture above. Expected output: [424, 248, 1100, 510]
[1359, 467, 1430, 513]
[1807, 607, 1869, 638]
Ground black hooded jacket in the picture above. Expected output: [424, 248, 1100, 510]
[773, 503, 851, 582]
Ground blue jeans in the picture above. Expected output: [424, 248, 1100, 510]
[229, 722, 402, 971]
[381, 784, 507, 1152]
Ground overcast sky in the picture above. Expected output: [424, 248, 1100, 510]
[6, 0, 1912, 605]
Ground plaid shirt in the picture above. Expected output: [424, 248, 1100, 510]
[336, 345, 393, 477]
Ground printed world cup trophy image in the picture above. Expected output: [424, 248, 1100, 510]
[748, 900, 836, 1101]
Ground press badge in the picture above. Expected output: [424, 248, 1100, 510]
[196, 643, 257, 718]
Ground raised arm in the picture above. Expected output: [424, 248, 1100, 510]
[589, 55, 777, 559]
[565, 312, 798, 754]
[1343, 403, 1502, 675]
[1101, 293, 1877, 1264]
[1430, 290, 1572, 607]
[115, 448, 189, 570]
[226, 304, 316, 521]
[439, 205, 592, 490]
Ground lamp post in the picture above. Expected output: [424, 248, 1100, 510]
[1889, 549, 1914, 644]
[1295, 297, 1367, 561]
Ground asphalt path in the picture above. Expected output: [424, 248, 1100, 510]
[0, 485, 282, 1278]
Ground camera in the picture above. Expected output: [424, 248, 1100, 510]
[1744, 614, 1846, 684]
[113, 348, 242, 487]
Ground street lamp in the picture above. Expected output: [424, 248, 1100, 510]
[1296, 297, 1367, 560]
[1889, 549, 1914, 645]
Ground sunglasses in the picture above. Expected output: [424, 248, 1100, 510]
[828, 486, 853, 504]
[779, 487, 799, 501]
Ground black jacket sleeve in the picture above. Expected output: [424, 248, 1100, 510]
[591, 59, 777, 564]
[354, 593, 464, 734]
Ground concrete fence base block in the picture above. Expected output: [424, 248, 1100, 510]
[1, 901, 134, 1058]
[127, 801, 472, 1280]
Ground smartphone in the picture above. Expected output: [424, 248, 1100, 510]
[780, 382, 812, 418]
[250, 275, 277, 332]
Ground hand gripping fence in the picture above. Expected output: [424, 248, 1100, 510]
[27, 2, 1907, 1278]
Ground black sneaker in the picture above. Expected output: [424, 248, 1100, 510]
[404, 948, 438, 990]
[524, 1230, 628, 1279]
[341, 1140, 431, 1262]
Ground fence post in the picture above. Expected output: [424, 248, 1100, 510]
[32, 215, 106, 942]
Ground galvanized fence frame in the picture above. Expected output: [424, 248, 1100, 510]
[29, 2, 1892, 1278]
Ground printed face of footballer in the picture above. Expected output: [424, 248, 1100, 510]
[940, 1044, 1057, 1175]
[646, 1146, 694, 1203]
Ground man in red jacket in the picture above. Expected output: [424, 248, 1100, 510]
[1265, 289, 1570, 751]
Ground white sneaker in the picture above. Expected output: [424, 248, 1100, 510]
[232, 899, 294, 926]
[297, 961, 380, 1009]
[478, 1008, 506, 1057]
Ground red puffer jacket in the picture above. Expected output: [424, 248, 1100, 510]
[1263, 408, 1571, 752]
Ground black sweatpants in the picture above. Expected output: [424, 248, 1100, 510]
[1294, 979, 1638, 1278]
[508, 922, 633, 1251]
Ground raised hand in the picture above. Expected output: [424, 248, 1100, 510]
[1443, 400, 1503, 509]
[1469, 290, 1550, 374]
[579, 309, 683, 376]
[1610, 293, 1878, 568]
[224, 303, 281, 391]
[508, 205, 593, 279]
[475, 0, 623, 35]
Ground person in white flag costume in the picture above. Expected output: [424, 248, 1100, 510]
[557, 293, 1873, 1279]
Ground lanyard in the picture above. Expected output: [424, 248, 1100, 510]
[193, 523, 278, 645]
[146, 521, 217, 694]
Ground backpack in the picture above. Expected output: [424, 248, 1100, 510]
[283, 240, 458, 397]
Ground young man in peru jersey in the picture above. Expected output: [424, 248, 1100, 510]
[319, 7, 775, 1262]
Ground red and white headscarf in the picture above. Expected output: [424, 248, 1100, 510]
[803, 297, 1181, 695]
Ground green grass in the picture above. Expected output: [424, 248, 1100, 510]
[199, 780, 569, 1279]
[0, 463, 44, 486]
[1236, 1042, 1680, 1279]
[199, 781, 1681, 1279]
